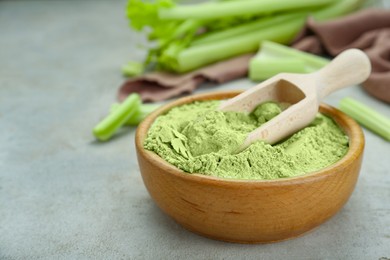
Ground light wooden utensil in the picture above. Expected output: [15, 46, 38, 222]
[136, 91, 365, 243]
[219, 48, 371, 151]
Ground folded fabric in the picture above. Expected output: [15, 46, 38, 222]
[118, 54, 252, 102]
[292, 9, 390, 103]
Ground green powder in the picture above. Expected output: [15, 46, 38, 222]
[144, 101, 349, 180]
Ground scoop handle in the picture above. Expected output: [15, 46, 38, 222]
[316, 49, 371, 99]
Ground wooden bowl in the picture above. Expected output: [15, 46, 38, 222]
[135, 91, 364, 243]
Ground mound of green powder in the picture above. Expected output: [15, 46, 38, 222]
[144, 101, 349, 180]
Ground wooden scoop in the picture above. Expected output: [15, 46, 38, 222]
[219, 48, 371, 152]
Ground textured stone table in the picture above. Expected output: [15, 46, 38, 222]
[1, 1, 389, 259]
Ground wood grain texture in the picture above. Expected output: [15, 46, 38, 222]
[135, 91, 365, 243]
[219, 49, 370, 150]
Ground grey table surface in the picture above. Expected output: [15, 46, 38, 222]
[1, 1, 389, 259]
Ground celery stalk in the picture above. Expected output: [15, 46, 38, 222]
[122, 61, 144, 77]
[190, 13, 302, 47]
[250, 58, 306, 81]
[111, 103, 160, 126]
[165, 15, 306, 72]
[159, 0, 364, 72]
[261, 41, 329, 69]
[158, 0, 335, 20]
[249, 41, 329, 81]
[93, 94, 141, 141]
[127, 0, 365, 73]
[132, 104, 160, 125]
[339, 98, 390, 141]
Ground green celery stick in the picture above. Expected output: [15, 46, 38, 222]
[249, 41, 329, 81]
[158, 0, 335, 20]
[339, 97, 390, 141]
[260, 41, 329, 69]
[160, 0, 363, 73]
[250, 58, 306, 81]
[111, 103, 160, 126]
[122, 61, 144, 77]
[190, 13, 302, 47]
[169, 14, 306, 72]
[162, 0, 360, 73]
[134, 104, 160, 124]
[93, 94, 141, 141]
[126, 0, 363, 74]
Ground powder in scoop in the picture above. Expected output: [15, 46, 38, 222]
[144, 101, 349, 180]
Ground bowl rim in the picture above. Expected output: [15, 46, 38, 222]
[136, 90, 364, 187]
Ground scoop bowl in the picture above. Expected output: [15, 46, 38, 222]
[135, 91, 364, 243]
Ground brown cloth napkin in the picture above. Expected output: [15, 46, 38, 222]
[118, 54, 253, 102]
[292, 9, 390, 103]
